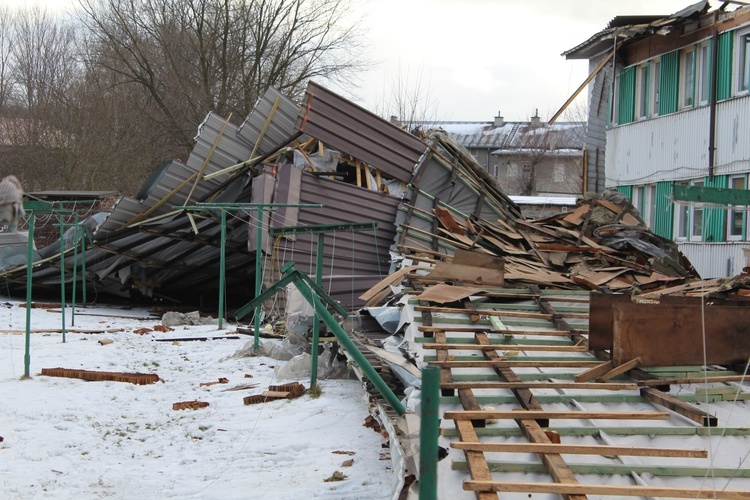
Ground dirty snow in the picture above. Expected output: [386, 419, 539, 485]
[0, 299, 394, 499]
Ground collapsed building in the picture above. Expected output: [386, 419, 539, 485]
[2, 79, 750, 498]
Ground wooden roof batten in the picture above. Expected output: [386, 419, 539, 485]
[410, 275, 750, 498]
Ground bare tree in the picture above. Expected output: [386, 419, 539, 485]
[0, 7, 81, 190]
[78, 0, 366, 149]
[0, 6, 13, 111]
[375, 63, 441, 133]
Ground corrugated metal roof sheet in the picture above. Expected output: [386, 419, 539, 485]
[295, 81, 427, 183]
[237, 87, 300, 157]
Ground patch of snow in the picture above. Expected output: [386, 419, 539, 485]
[0, 300, 394, 499]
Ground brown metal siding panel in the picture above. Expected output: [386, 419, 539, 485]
[295, 82, 427, 182]
[288, 173, 400, 309]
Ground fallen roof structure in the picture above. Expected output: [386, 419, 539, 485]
[2, 80, 749, 498]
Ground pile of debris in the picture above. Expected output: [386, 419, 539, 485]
[395, 187, 696, 297]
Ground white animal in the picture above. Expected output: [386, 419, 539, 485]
[0, 175, 25, 232]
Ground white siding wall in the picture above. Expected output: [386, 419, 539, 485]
[678, 241, 750, 278]
[606, 95, 750, 185]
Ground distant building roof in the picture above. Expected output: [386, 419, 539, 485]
[417, 121, 585, 151]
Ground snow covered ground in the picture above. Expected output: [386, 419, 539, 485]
[0, 299, 395, 499]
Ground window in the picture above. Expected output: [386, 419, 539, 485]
[691, 180, 704, 240]
[522, 164, 532, 174]
[737, 29, 750, 94]
[675, 180, 704, 241]
[675, 182, 690, 240]
[636, 64, 650, 119]
[632, 186, 645, 216]
[553, 163, 565, 182]
[645, 184, 657, 230]
[681, 47, 696, 108]
[651, 59, 661, 115]
[492, 164, 500, 179]
[698, 42, 712, 104]
[728, 175, 747, 240]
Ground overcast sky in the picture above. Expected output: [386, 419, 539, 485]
[342, 0, 696, 122]
[5, 0, 699, 122]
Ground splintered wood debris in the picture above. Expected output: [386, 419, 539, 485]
[243, 382, 305, 405]
[173, 401, 210, 411]
[40, 368, 160, 385]
[394, 191, 697, 295]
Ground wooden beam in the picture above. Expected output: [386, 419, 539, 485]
[423, 343, 588, 352]
[549, 50, 614, 125]
[415, 305, 552, 320]
[638, 375, 749, 386]
[418, 326, 571, 335]
[574, 360, 613, 383]
[440, 381, 637, 391]
[474, 332, 584, 499]
[445, 410, 669, 421]
[641, 388, 718, 427]
[430, 360, 602, 369]
[596, 357, 640, 382]
[462, 481, 750, 498]
[455, 420, 498, 500]
[450, 441, 707, 458]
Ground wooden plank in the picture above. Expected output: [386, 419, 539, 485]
[562, 204, 590, 225]
[455, 420, 498, 500]
[416, 305, 552, 320]
[452, 248, 506, 270]
[638, 375, 750, 386]
[596, 357, 640, 382]
[537, 244, 609, 253]
[425, 262, 504, 286]
[462, 481, 750, 498]
[445, 410, 669, 421]
[574, 361, 613, 383]
[418, 326, 571, 335]
[435, 330, 455, 398]
[450, 442, 707, 458]
[423, 343, 588, 352]
[358, 265, 420, 301]
[475, 332, 549, 427]
[441, 382, 637, 391]
[416, 284, 484, 304]
[641, 388, 718, 427]
[430, 360, 602, 369]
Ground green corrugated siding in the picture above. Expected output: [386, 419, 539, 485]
[616, 185, 633, 200]
[659, 51, 679, 115]
[717, 31, 734, 101]
[653, 181, 674, 238]
[618, 66, 635, 125]
[703, 175, 728, 242]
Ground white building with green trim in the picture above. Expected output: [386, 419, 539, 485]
[565, 1, 750, 277]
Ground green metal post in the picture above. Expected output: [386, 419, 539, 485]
[218, 210, 227, 329]
[23, 214, 35, 378]
[81, 228, 87, 304]
[419, 366, 440, 500]
[310, 233, 325, 389]
[254, 206, 263, 349]
[59, 219, 66, 343]
[71, 216, 78, 326]
[293, 278, 406, 416]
